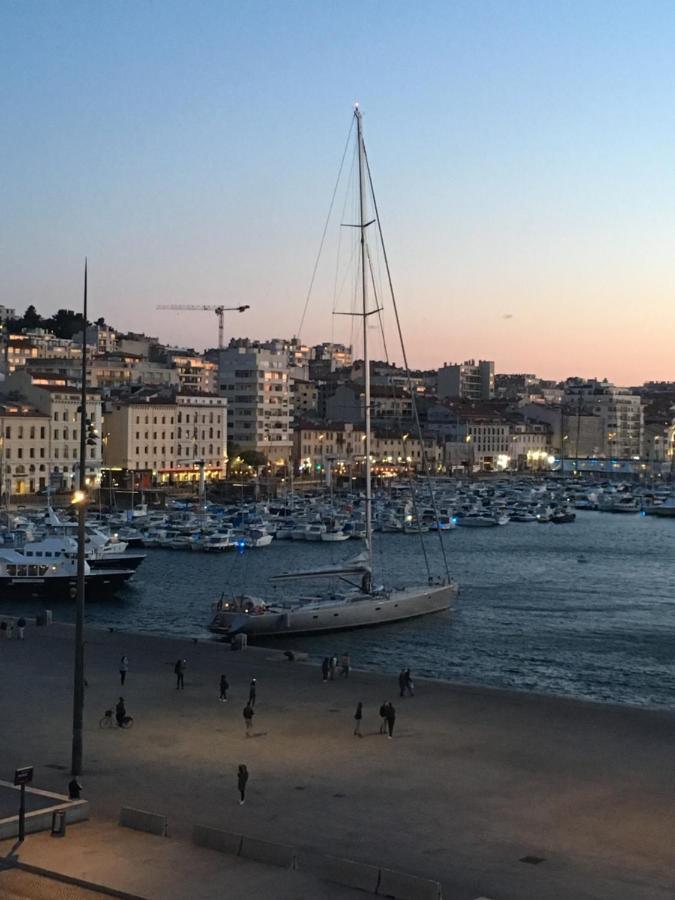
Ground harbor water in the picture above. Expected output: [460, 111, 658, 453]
[5, 511, 675, 709]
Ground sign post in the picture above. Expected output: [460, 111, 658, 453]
[14, 766, 34, 842]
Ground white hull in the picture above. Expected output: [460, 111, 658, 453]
[209, 582, 456, 638]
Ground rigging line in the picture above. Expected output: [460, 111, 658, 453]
[332, 138, 359, 319]
[366, 243, 390, 363]
[297, 116, 355, 339]
[363, 144, 451, 581]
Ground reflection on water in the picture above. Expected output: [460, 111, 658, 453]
[5, 512, 675, 708]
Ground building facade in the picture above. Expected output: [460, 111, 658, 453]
[437, 359, 495, 401]
[219, 345, 292, 468]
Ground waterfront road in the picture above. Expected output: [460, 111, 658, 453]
[1, 623, 674, 899]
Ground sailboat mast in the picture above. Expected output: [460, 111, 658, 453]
[355, 104, 373, 569]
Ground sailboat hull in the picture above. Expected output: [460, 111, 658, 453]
[209, 582, 457, 638]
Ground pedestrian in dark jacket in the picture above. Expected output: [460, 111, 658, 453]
[379, 702, 388, 734]
[404, 668, 414, 696]
[248, 677, 257, 707]
[17, 617, 26, 640]
[384, 701, 396, 738]
[237, 764, 249, 804]
[68, 778, 82, 800]
[321, 657, 330, 682]
[341, 653, 351, 678]
[398, 669, 407, 697]
[329, 656, 337, 680]
[243, 703, 254, 736]
[115, 697, 127, 727]
[119, 656, 129, 686]
[353, 701, 363, 737]
[219, 674, 229, 702]
[174, 658, 186, 690]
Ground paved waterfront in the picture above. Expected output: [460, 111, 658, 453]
[1, 623, 674, 899]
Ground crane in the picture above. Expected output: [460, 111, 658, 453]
[156, 304, 250, 349]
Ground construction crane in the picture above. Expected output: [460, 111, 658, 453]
[156, 304, 250, 349]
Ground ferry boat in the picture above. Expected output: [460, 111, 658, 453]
[0, 543, 135, 597]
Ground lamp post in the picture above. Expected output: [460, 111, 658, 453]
[71, 260, 88, 777]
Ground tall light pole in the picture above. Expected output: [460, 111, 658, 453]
[71, 259, 88, 777]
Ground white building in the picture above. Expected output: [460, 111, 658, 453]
[103, 392, 227, 484]
[219, 345, 292, 468]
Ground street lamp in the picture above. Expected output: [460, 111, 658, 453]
[71, 259, 89, 778]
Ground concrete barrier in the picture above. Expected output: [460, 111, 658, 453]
[0, 780, 88, 840]
[377, 866, 442, 899]
[240, 835, 295, 869]
[192, 824, 243, 856]
[118, 806, 167, 836]
[296, 850, 381, 894]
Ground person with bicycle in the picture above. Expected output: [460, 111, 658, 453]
[116, 697, 127, 728]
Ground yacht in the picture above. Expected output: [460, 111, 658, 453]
[209, 105, 456, 639]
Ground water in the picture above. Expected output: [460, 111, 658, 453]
[5, 512, 675, 709]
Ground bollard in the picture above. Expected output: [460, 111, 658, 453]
[51, 809, 67, 837]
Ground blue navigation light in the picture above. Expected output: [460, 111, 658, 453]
[451, 517, 458, 525]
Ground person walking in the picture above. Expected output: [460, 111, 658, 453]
[398, 669, 407, 697]
[329, 656, 337, 680]
[341, 653, 351, 678]
[384, 701, 396, 739]
[404, 668, 415, 697]
[174, 658, 186, 690]
[237, 764, 249, 805]
[379, 702, 388, 734]
[119, 656, 129, 686]
[353, 701, 363, 737]
[17, 617, 26, 640]
[243, 703, 254, 737]
[248, 677, 257, 707]
[321, 657, 330, 682]
[219, 673, 229, 702]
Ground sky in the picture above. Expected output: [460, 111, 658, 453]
[3, 0, 675, 384]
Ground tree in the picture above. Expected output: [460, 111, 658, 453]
[46, 309, 87, 340]
[21, 305, 43, 329]
[240, 450, 267, 468]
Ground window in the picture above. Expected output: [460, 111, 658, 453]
[40, 426, 45, 439]
[54, 429, 59, 440]
[29, 426, 35, 439]
[18, 426, 24, 439]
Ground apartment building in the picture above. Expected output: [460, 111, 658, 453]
[437, 359, 495, 401]
[219, 345, 292, 467]
[103, 391, 227, 483]
[1, 370, 103, 491]
[0, 400, 50, 494]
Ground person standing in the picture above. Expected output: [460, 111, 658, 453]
[219, 673, 229, 702]
[68, 778, 82, 800]
[404, 668, 414, 697]
[321, 657, 330, 682]
[119, 656, 129, 686]
[237, 764, 249, 805]
[17, 617, 26, 640]
[175, 658, 186, 690]
[379, 702, 388, 734]
[248, 677, 257, 707]
[384, 701, 396, 739]
[398, 669, 407, 697]
[329, 656, 337, 680]
[243, 703, 254, 737]
[353, 701, 363, 737]
[341, 653, 351, 678]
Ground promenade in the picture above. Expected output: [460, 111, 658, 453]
[1, 622, 674, 899]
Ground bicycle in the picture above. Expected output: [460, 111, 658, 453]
[99, 709, 134, 729]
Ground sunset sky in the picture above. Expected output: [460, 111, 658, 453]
[3, 1, 675, 384]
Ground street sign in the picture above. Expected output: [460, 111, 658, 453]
[14, 766, 33, 786]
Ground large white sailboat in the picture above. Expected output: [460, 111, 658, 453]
[209, 105, 457, 638]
